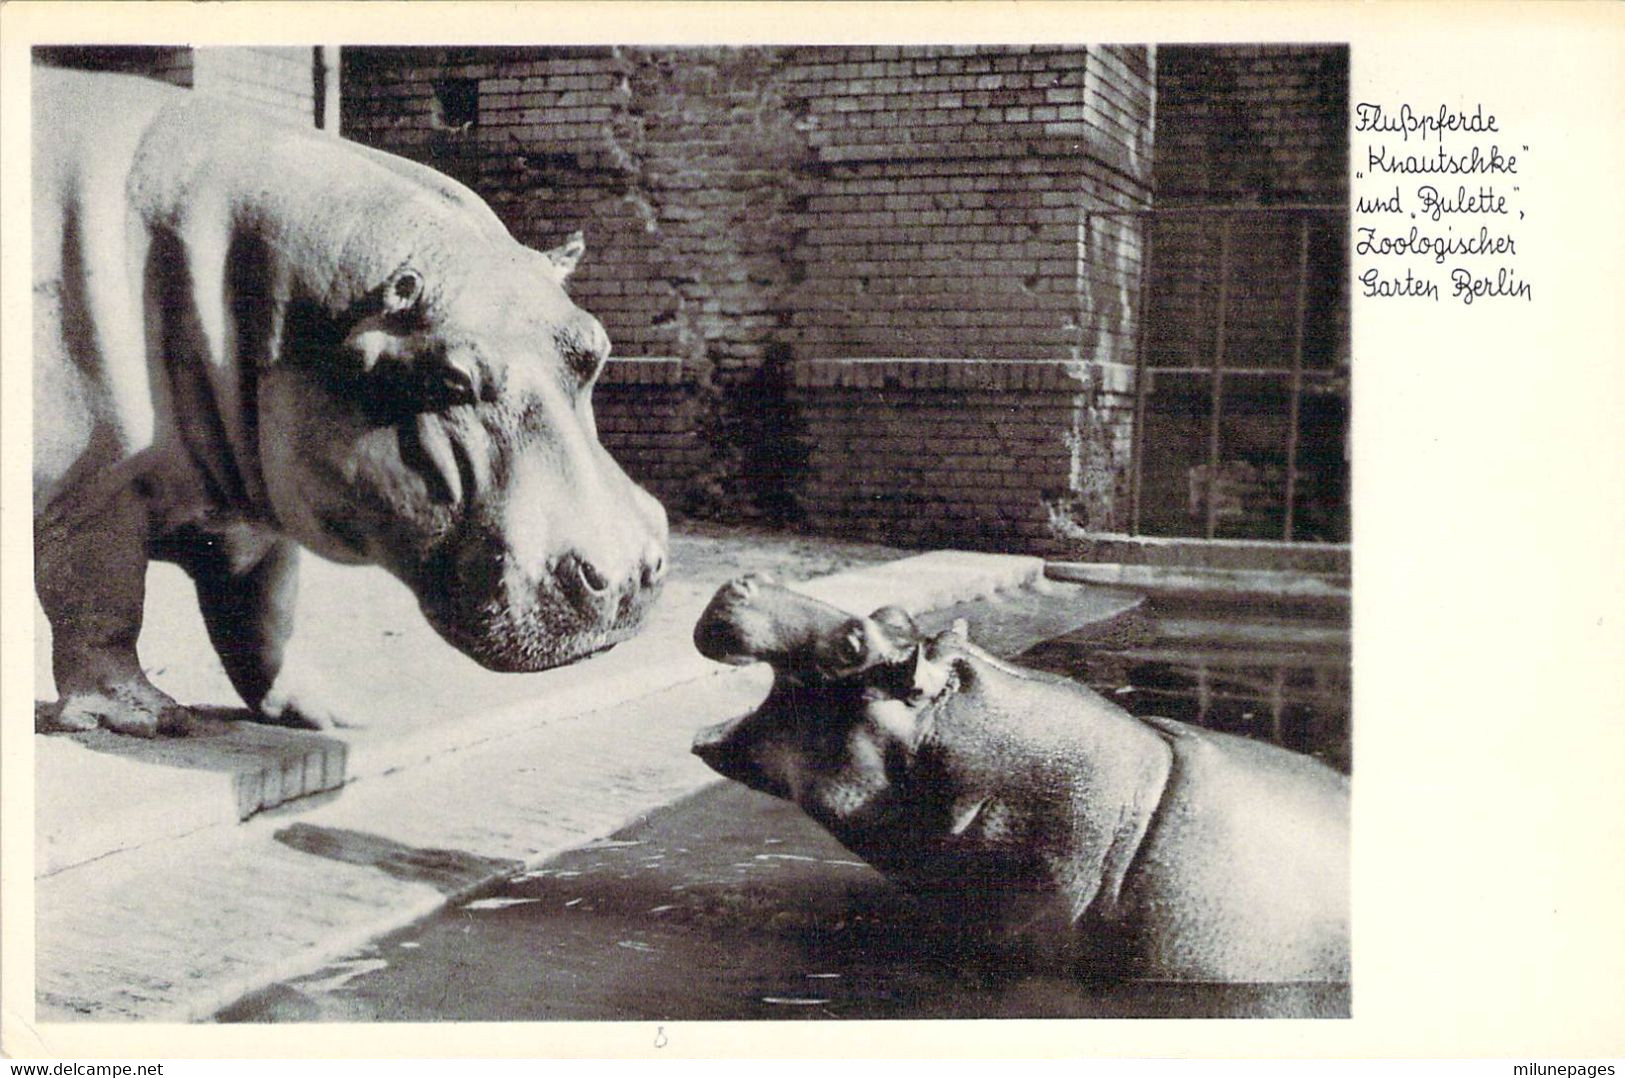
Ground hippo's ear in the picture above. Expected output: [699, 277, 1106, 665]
[823, 619, 872, 673]
[906, 644, 951, 702]
[543, 231, 586, 283]
[381, 266, 424, 315]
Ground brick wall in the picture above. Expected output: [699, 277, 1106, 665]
[34, 45, 194, 87]
[791, 359, 1137, 552]
[1149, 45, 1347, 373]
[787, 45, 1150, 366]
[1156, 45, 1346, 205]
[780, 45, 1153, 546]
[340, 45, 1154, 549]
[592, 358, 703, 510]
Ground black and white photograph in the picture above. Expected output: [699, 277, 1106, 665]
[3, 0, 1622, 1065]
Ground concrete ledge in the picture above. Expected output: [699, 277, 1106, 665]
[1062, 533, 1351, 575]
[35, 722, 350, 877]
[797, 549, 1044, 614]
[36, 740, 241, 878]
[36, 549, 1046, 878]
[794, 357, 1099, 392]
[1048, 561, 1350, 608]
[32, 547, 1077, 1022]
[36, 672, 762, 1022]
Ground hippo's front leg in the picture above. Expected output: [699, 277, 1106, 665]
[156, 525, 334, 730]
[36, 487, 190, 738]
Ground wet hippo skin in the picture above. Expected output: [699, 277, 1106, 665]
[691, 576, 1350, 984]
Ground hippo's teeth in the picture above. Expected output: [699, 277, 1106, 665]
[950, 796, 992, 836]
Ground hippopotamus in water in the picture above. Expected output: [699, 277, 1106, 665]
[691, 576, 1350, 983]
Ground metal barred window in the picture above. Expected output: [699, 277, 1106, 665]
[1089, 204, 1350, 544]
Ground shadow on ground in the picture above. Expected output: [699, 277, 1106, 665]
[220, 781, 1350, 1022]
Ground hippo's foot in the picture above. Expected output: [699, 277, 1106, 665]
[252, 684, 355, 731]
[39, 682, 193, 738]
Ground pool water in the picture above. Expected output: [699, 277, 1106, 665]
[217, 584, 1351, 1023]
[1019, 595, 1351, 774]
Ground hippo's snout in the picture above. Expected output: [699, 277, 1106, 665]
[415, 509, 666, 674]
[550, 535, 667, 616]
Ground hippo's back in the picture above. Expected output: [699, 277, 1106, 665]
[1123, 717, 1350, 983]
[32, 68, 184, 282]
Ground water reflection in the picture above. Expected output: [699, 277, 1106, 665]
[1019, 599, 1351, 773]
[218, 590, 1352, 1023]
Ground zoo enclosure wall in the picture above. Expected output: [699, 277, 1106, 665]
[35, 43, 1350, 557]
[339, 44, 1155, 552]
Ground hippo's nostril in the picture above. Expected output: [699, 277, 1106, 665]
[641, 550, 666, 589]
[555, 553, 611, 601]
[577, 558, 610, 594]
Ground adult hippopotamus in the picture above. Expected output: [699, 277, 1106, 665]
[691, 576, 1350, 983]
[33, 68, 668, 737]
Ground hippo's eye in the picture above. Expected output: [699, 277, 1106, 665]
[358, 355, 479, 422]
[431, 365, 478, 409]
[400, 363, 476, 413]
[834, 626, 866, 665]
